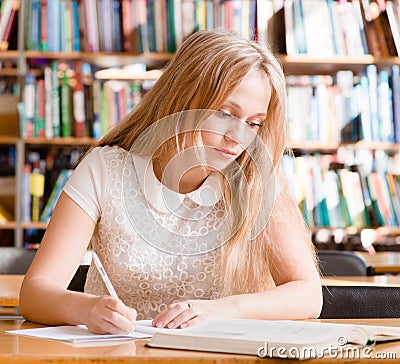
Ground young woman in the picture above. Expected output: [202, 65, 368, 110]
[20, 30, 322, 335]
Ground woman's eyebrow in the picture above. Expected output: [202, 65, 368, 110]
[224, 100, 267, 118]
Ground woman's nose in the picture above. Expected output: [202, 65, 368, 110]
[224, 118, 256, 148]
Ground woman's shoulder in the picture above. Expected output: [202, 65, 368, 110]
[88, 145, 128, 158]
[81, 145, 127, 164]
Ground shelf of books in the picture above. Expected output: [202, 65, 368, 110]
[23, 137, 95, 146]
[0, 136, 18, 144]
[287, 142, 400, 153]
[0, 51, 20, 59]
[281, 55, 400, 75]
[1, 0, 399, 249]
[24, 51, 174, 69]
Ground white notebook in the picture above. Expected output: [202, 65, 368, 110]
[5, 319, 175, 343]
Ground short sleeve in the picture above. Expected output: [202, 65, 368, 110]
[63, 147, 108, 223]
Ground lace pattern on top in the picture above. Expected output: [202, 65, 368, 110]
[84, 147, 226, 319]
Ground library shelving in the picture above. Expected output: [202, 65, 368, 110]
[280, 55, 400, 74]
[0, 0, 399, 251]
[24, 51, 173, 69]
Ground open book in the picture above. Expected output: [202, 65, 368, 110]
[147, 319, 400, 359]
[5, 320, 172, 343]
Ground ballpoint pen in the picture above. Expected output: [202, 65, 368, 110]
[92, 251, 119, 300]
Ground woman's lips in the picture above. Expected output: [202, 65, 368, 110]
[216, 148, 236, 158]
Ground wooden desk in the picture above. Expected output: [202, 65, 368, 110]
[356, 252, 400, 274]
[1, 318, 400, 363]
[321, 275, 400, 287]
[0, 275, 23, 307]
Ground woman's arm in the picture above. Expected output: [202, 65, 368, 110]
[19, 192, 137, 334]
[235, 182, 323, 320]
[152, 178, 322, 328]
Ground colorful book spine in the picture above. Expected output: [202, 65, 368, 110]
[62, 0, 73, 52]
[92, 73, 102, 139]
[111, 0, 122, 52]
[0, 0, 14, 47]
[147, 0, 156, 52]
[25, 0, 33, 50]
[292, 0, 307, 54]
[386, 174, 400, 226]
[83, 0, 99, 52]
[34, 79, 45, 137]
[44, 66, 53, 139]
[166, 0, 176, 52]
[99, 0, 113, 52]
[51, 61, 61, 137]
[40, 0, 48, 51]
[100, 86, 107, 136]
[82, 63, 94, 137]
[39, 169, 72, 222]
[21, 164, 32, 222]
[378, 70, 394, 142]
[367, 173, 391, 226]
[71, 0, 81, 51]
[130, 82, 142, 109]
[60, 69, 71, 137]
[173, 0, 182, 48]
[47, 0, 60, 52]
[248, 0, 256, 39]
[30, 0, 41, 50]
[73, 70, 86, 137]
[76, 0, 87, 51]
[392, 65, 400, 143]
[0, 0, 20, 51]
[366, 64, 379, 141]
[30, 167, 45, 222]
[121, 0, 132, 51]
[24, 72, 36, 138]
[358, 75, 372, 142]
[137, 0, 149, 53]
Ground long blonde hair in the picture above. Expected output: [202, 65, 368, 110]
[93, 30, 314, 295]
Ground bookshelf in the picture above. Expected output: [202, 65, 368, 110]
[0, 0, 399, 250]
[24, 51, 173, 68]
[280, 55, 400, 74]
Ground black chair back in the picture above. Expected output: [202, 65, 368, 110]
[318, 250, 372, 276]
[320, 285, 400, 318]
[0, 247, 36, 274]
[68, 265, 89, 292]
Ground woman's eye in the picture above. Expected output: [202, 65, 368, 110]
[216, 110, 232, 118]
[248, 121, 262, 128]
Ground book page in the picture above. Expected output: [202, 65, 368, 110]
[5, 320, 163, 343]
[5, 325, 150, 343]
[135, 320, 181, 335]
[5, 319, 181, 343]
[359, 324, 400, 342]
[153, 319, 400, 346]
[162, 320, 344, 345]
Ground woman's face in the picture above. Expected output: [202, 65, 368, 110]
[198, 70, 271, 167]
[158, 70, 272, 192]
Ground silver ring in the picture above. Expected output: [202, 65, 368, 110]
[187, 302, 193, 309]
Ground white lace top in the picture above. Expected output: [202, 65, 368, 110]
[63, 146, 227, 319]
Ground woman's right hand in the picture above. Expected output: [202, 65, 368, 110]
[85, 295, 137, 335]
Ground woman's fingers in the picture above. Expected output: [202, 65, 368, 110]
[152, 301, 195, 328]
[86, 296, 137, 334]
[170, 303, 200, 329]
[152, 297, 236, 330]
[180, 315, 202, 329]
[106, 299, 137, 322]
